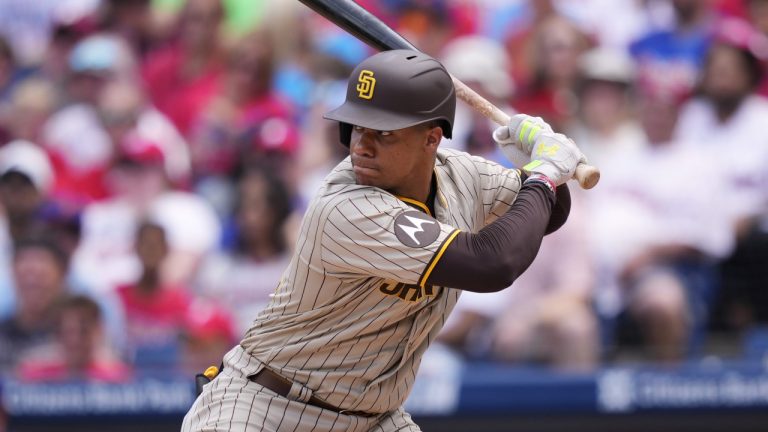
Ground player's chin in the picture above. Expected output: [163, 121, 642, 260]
[353, 166, 380, 185]
[354, 175, 380, 187]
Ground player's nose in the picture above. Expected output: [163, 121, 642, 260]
[351, 127, 376, 157]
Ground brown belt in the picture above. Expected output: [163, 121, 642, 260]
[248, 368, 377, 417]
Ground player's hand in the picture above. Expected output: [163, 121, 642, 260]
[524, 132, 587, 186]
[492, 114, 553, 158]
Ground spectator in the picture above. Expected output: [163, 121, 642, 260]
[42, 33, 138, 212]
[439, 35, 516, 165]
[189, 30, 298, 188]
[0, 0, 102, 68]
[2, 78, 59, 145]
[291, 47, 355, 211]
[512, 14, 591, 132]
[0, 35, 35, 107]
[0, 140, 56, 319]
[97, 78, 191, 187]
[0, 141, 125, 357]
[629, 0, 718, 100]
[261, 0, 317, 118]
[438, 199, 597, 371]
[674, 18, 768, 232]
[0, 35, 16, 110]
[567, 47, 646, 171]
[142, 0, 226, 135]
[115, 221, 192, 370]
[0, 238, 69, 368]
[70, 134, 220, 293]
[16, 294, 130, 382]
[97, 0, 156, 58]
[179, 297, 237, 376]
[391, 0, 468, 58]
[68, 142, 169, 293]
[194, 165, 294, 334]
[488, 200, 597, 370]
[261, 1, 366, 128]
[673, 19, 768, 334]
[746, 0, 768, 95]
[501, 0, 560, 86]
[565, 0, 660, 51]
[0, 140, 55, 244]
[587, 68, 733, 363]
[37, 12, 94, 85]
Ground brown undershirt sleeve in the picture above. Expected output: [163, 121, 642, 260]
[426, 182, 566, 293]
[546, 183, 571, 234]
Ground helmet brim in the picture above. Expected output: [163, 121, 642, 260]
[323, 101, 434, 132]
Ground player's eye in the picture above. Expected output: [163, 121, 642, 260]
[352, 126, 392, 137]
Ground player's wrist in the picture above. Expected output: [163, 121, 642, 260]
[523, 172, 556, 194]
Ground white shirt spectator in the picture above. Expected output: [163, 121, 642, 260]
[674, 95, 768, 221]
[43, 102, 191, 184]
[72, 191, 222, 294]
[587, 138, 733, 316]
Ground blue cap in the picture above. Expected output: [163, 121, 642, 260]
[69, 35, 123, 73]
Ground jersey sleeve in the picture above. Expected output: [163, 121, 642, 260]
[321, 190, 459, 287]
[470, 155, 522, 224]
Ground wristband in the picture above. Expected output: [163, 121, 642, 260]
[523, 173, 556, 194]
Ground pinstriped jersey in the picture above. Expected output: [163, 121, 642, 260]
[241, 148, 522, 414]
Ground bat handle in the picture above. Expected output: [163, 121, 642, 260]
[451, 76, 600, 190]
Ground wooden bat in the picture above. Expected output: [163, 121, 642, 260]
[298, 0, 600, 189]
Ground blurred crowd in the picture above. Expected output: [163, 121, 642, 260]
[0, 0, 767, 396]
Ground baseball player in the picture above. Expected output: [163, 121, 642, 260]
[182, 49, 586, 431]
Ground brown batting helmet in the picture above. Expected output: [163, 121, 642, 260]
[324, 49, 455, 146]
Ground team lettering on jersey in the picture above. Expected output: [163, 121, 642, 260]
[379, 281, 436, 302]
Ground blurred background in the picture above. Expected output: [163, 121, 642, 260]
[0, 0, 767, 431]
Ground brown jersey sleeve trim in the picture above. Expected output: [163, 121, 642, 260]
[418, 229, 461, 288]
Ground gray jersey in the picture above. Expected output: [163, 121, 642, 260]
[241, 148, 521, 414]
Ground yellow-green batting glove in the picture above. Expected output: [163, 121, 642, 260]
[492, 114, 554, 158]
[523, 133, 587, 186]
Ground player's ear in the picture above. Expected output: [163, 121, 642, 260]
[425, 125, 442, 149]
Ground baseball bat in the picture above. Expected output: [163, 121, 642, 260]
[298, 0, 600, 190]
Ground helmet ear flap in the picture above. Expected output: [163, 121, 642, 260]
[339, 122, 353, 147]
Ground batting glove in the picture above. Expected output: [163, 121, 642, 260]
[493, 114, 554, 158]
[524, 132, 587, 186]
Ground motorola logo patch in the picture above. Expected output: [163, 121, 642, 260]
[394, 211, 440, 248]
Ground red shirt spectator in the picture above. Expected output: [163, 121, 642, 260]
[116, 281, 191, 352]
[114, 221, 193, 368]
[180, 298, 237, 375]
[142, 45, 223, 135]
[141, 0, 226, 135]
[189, 31, 298, 178]
[48, 150, 110, 208]
[191, 93, 298, 176]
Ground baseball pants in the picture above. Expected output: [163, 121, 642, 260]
[181, 345, 421, 432]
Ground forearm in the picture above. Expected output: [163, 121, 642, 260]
[427, 182, 557, 292]
[546, 183, 570, 234]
